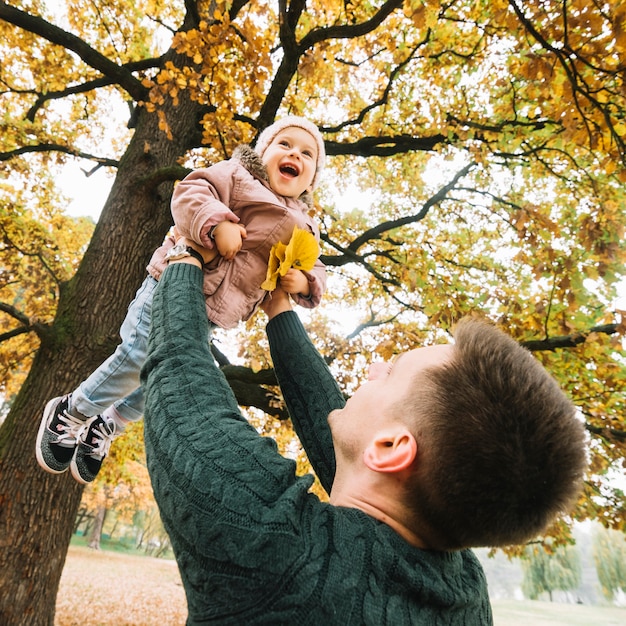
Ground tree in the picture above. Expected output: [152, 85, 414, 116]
[0, 0, 624, 622]
[78, 421, 167, 549]
[521, 542, 582, 601]
[593, 525, 626, 602]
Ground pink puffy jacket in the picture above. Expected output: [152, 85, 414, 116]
[147, 145, 326, 329]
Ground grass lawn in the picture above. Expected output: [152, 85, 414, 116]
[57, 545, 625, 625]
[492, 598, 625, 626]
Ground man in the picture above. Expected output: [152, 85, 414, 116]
[141, 239, 587, 624]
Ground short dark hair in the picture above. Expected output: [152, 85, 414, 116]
[401, 316, 588, 550]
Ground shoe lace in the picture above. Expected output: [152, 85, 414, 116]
[86, 419, 117, 458]
[56, 410, 89, 446]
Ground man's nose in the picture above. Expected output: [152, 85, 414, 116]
[368, 361, 389, 381]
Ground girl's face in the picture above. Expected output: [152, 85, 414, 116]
[262, 127, 318, 198]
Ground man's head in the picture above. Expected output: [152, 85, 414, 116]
[329, 316, 588, 551]
[255, 116, 326, 196]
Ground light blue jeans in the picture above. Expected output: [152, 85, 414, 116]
[72, 276, 158, 422]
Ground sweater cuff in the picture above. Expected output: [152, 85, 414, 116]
[266, 311, 306, 344]
[160, 259, 204, 284]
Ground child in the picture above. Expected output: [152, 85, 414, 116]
[36, 116, 327, 484]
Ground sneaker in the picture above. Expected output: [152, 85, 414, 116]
[70, 415, 118, 484]
[36, 395, 87, 474]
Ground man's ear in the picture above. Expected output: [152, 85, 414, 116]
[363, 429, 417, 473]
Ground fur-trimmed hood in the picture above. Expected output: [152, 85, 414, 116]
[231, 144, 314, 209]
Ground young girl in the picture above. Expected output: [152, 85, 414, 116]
[36, 116, 327, 484]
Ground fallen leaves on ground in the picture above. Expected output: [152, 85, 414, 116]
[55, 545, 187, 625]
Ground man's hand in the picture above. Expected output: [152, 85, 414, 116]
[212, 222, 247, 260]
[279, 268, 310, 296]
[260, 286, 292, 319]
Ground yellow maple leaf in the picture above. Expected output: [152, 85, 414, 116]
[261, 226, 319, 291]
[261, 241, 287, 290]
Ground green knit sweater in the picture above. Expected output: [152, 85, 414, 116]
[142, 263, 493, 625]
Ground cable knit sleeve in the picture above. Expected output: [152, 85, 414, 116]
[266, 311, 346, 494]
[141, 262, 316, 620]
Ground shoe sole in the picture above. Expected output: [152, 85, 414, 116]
[35, 397, 70, 474]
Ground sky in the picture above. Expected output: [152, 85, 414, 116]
[59, 162, 113, 220]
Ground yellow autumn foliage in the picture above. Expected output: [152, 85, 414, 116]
[261, 227, 320, 291]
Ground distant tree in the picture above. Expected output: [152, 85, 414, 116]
[521, 542, 582, 601]
[87, 502, 107, 550]
[593, 525, 626, 602]
[78, 422, 154, 548]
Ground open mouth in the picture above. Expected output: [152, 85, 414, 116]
[279, 164, 299, 178]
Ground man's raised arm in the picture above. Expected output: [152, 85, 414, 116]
[263, 289, 345, 494]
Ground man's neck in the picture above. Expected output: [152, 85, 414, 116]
[329, 482, 429, 549]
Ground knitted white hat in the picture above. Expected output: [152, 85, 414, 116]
[254, 116, 326, 189]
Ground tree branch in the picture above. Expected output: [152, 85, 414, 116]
[585, 422, 626, 443]
[346, 310, 401, 340]
[507, 0, 626, 163]
[320, 162, 475, 269]
[521, 324, 620, 351]
[0, 302, 48, 342]
[255, 0, 405, 136]
[221, 365, 278, 386]
[226, 378, 288, 420]
[0, 302, 30, 327]
[0, 143, 118, 166]
[0, 1, 148, 102]
[300, 0, 404, 47]
[326, 40, 427, 135]
[325, 133, 447, 157]
[0, 326, 32, 343]
[25, 58, 162, 121]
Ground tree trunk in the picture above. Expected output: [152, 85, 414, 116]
[0, 29, 205, 623]
[73, 506, 92, 534]
[87, 505, 107, 550]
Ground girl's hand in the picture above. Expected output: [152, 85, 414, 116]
[279, 269, 310, 296]
[213, 222, 248, 260]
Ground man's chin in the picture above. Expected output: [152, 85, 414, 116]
[327, 408, 341, 426]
